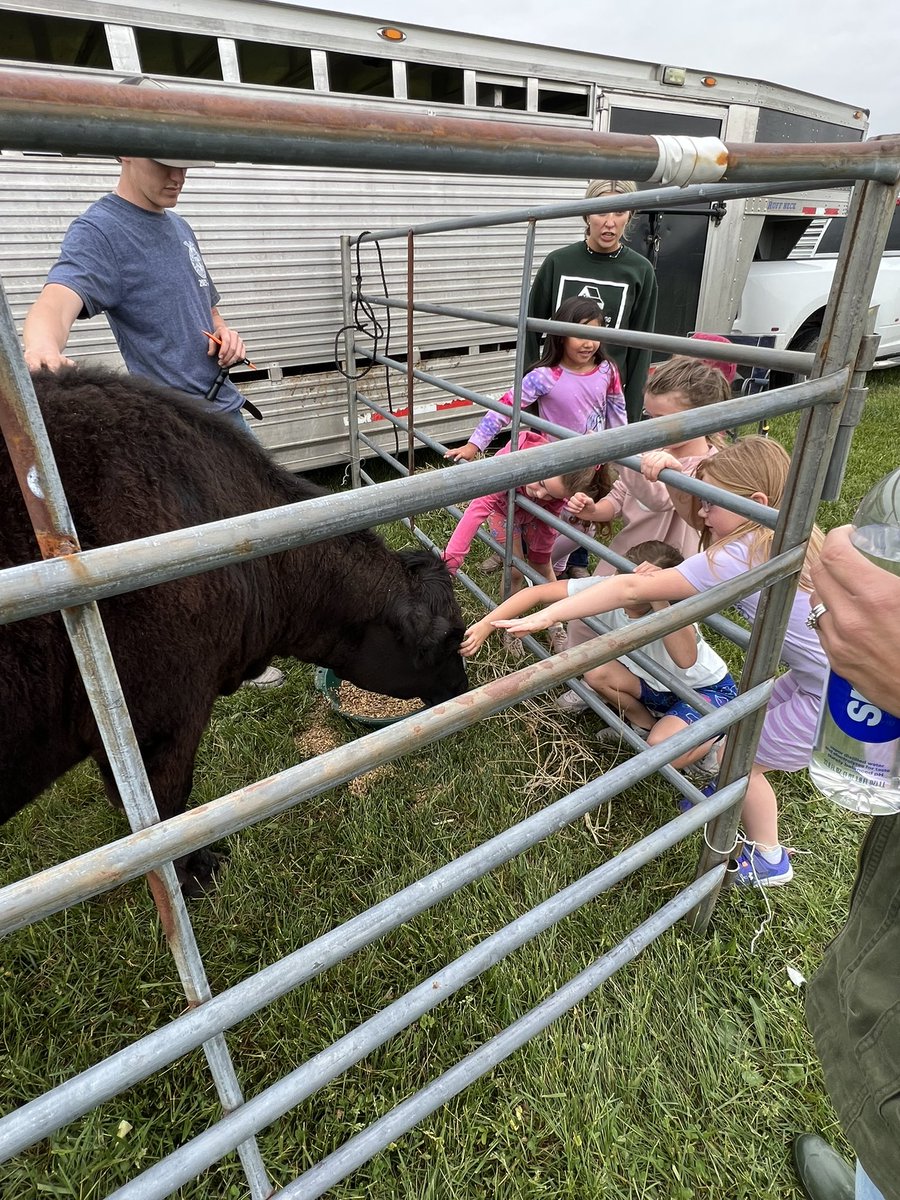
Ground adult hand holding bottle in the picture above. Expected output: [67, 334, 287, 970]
[808, 468, 900, 813]
[811, 524, 900, 716]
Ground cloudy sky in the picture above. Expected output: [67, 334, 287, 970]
[317, 0, 898, 138]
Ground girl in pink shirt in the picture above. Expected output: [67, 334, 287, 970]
[441, 430, 596, 586]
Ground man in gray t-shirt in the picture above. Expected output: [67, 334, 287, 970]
[23, 154, 284, 688]
[23, 155, 246, 416]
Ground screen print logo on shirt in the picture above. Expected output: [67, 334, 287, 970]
[184, 239, 209, 288]
[554, 275, 628, 327]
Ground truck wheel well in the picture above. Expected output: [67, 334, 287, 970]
[770, 319, 823, 388]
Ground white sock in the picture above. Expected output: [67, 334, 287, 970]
[756, 844, 784, 864]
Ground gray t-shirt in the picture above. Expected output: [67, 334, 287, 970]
[47, 192, 243, 412]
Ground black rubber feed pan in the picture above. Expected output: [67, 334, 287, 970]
[313, 667, 425, 729]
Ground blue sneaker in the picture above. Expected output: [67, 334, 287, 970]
[678, 778, 717, 814]
[732, 846, 793, 888]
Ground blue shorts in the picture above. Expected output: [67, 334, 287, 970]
[638, 673, 737, 726]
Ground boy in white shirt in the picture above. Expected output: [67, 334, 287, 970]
[461, 540, 736, 780]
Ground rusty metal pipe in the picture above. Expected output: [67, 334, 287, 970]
[1, 71, 898, 183]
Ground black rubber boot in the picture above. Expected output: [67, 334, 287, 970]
[792, 1135, 855, 1200]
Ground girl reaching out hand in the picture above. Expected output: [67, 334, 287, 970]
[495, 436, 828, 889]
[444, 296, 626, 467]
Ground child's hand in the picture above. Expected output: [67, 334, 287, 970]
[632, 561, 662, 576]
[460, 621, 492, 657]
[641, 450, 683, 481]
[492, 613, 550, 636]
[564, 491, 592, 517]
[444, 443, 479, 463]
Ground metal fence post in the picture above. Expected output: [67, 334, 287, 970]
[501, 218, 537, 596]
[340, 233, 362, 488]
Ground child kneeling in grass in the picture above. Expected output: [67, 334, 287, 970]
[462, 539, 736, 778]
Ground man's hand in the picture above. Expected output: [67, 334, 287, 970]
[23, 345, 75, 372]
[22, 283, 82, 373]
[209, 322, 247, 367]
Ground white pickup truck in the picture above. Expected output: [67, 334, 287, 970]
[732, 201, 900, 384]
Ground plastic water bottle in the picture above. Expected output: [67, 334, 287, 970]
[808, 468, 900, 814]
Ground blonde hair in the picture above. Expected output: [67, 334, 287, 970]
[583, 179, 638, 230]
[697, 436, 824, 592]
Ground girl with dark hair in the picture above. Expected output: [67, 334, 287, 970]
[524, 179, 658, 422]
[444, 295, 625, 462]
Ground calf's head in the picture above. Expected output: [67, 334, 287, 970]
[342, 550, 468, 706]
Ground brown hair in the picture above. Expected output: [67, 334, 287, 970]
[624, 540, 684, 570]
[557, 463, 601, 496]
[645, 356, 732, 408]
[697, 436, 823, 591]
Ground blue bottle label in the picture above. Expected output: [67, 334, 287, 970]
[826, 673, 900, 743]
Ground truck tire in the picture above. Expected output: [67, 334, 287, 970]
[770, 326, 820, 389]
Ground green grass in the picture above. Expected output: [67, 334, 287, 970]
[1, 370, 898, 1198]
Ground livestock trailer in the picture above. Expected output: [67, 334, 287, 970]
[0, 0, 871, 468]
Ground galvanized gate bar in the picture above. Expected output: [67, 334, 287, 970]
[359, 294, 816, 375]
[689, 176, 900, 929]
[105, 801, 739, 1200]
[339, 234, 362, 490]
[3, 71, 899, 183]
[500, 219, 539, 596]
[0, 692, 766, 1163]
[275, 868, 730, 1200]
[0, 565, 792, 940]
[0, 378, 844, 627]
[353, 178, 862, 243]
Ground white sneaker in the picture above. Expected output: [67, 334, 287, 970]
[243, 664, 285, 689]
[684, 743, 721, 781]
[555, 689, 590, 713]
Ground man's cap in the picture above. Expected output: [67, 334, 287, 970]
[153, 158, 216, 168]
[120, 76, 216, 168]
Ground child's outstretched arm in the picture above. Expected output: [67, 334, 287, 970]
[444, 370, 550, 461]
[494, 567, 697, 635]
[460, 580, 569, 657]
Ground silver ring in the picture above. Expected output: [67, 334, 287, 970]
[806, 602, 827, 630]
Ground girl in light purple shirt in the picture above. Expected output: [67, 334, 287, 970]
[496, 436, 827, 889]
